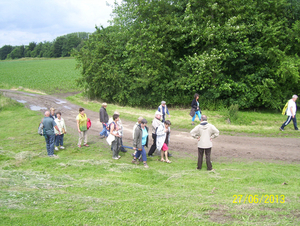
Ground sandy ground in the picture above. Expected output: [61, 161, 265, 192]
[1, 89, 300, 163]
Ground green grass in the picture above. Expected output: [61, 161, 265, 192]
[0, 58, 81, 94]
[67, 93, 299, 137]
[1, 95, 300, 225]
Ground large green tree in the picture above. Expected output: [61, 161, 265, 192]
[75, 0, 300, 109]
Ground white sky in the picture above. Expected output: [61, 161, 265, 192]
[0, 0, 122, 47]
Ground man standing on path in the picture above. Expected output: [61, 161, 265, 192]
[158, 101, 170, 123]
[43, 111, 61, 157]
[280, 95, 299, 131]
[190, 115, 219, 171]
[148, 111, 163, 157]
[99, 103, 109, 138]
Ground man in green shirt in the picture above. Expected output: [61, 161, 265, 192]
[42, 111, 61, 157]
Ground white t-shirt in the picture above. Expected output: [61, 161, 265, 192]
[286, 99, 296, 116]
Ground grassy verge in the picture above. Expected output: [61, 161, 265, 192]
[67, 93, 299, 137]
[0, 58, 81, 94]
[1, 94, 299, 225]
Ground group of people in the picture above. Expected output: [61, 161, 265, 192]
[40, 95, 222, 170]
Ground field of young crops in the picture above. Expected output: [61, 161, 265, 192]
[0, 58, 81, 94]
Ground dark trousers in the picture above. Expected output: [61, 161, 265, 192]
[148, 134, 157, 156]
[55, 134, 64, 146]
[281, 115, 298, 130]
[45, 134, 55, 156]
[197, 148, 212, 170]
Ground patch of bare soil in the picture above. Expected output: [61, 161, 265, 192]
[1, 89, 300, 163]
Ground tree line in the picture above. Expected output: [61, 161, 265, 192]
[75, 0, 300, 110]
[0, 32, 90, 60]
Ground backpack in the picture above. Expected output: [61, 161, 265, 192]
[282, 101, 288, 115]
[38, 121, 44, 136]
[87, 118, 91, 130]
[106, 122, 116, 133]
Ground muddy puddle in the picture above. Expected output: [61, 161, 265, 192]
[55, 99, 67, 104]
[63, 106, 72, 110]
[30, 105, 47, 111]
[16, 100, 27, 103]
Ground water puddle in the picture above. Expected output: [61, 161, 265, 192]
[17, 100, 27, 103]
[55, 99, 67, 104]
[24, 93, 36, 97]
[30, 105, 47, 111]
[63, 106, 72, 110]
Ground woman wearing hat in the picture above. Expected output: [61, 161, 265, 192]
[157, 101, 170, 123]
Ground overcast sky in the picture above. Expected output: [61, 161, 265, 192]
[0, 0, 122, 48]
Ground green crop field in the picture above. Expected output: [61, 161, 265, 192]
[0, 58, 81, 94]
[0, 94, 300, 225]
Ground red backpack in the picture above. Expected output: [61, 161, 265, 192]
[87, 118, 91, 130]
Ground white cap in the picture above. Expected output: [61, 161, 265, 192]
[155, 111, 162, 116]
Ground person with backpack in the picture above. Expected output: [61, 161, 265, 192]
[99, 103, 109, 139]
[156, 120, 172, 163]
[132, 116, 144, 158]
[148, 111, 163, 157]
[76, 108, 89, 148]
[54, 112, 67, 151]
[132, 119, 149, 168]
[190, 93, 201, 125]
[111, 114, 122, 160]
[158, 101, 170, 123]
[42, 111, 61, 157]
[280, 95, 299, 131]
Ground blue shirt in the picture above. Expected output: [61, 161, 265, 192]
[142, 127, 148, 146]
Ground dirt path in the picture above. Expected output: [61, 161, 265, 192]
[2, 89, 300, 163]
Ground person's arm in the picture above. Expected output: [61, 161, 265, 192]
[158, 106, 161, 112]
[133, 127, 139, 149]
[210, 125, 220, 139]
[100, 109, 103, 123]
[166, 107, 170, 116]
[110, 123, 120, 137]
[290, 106, 294, 118]
[63, 119, 67, 134]
[54, 125, 61, 135]
[190, 125, 200, 139]
[76, 120, 81, 133]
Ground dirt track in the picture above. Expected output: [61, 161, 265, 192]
[2, 89, 300, 163]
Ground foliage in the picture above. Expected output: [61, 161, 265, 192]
[0, 58, 81, 94]
[75, 0, 300, 109]
[0, 32, 90, 60]
[0, 99, 300, 225]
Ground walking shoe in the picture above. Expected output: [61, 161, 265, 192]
[99, 135, 105, 139]
[84, 144, 90, 147]
[78, 145, 81, 148]
[279, 127, 284, 131]
[55, 147, 59, 151]
[131, 159, 137, 164]
[60, 146, 65, 149]
[118, 155, 121, 159]
[191, 122, 195, 125]
[143, 163, 149, 168]
[112, 157, 119, 160]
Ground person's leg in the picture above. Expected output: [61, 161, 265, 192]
[116, 137, 121, 157]
[141, 146, 147, 162]
[100, 124, 107, 136]
[135, 150, 141, 159]
[197, 148, 204, 169]
[292, 116, 298, 130]
[83, 131, 88, 145]
[45, 136, 51, 156]
[78, 132, 83, 146]
[205, 148, 212, 170]
[161, 149, 164, 161]
[197, 111, 201, 121]
[192, 112, 196, 122]
[164, 150, 170, 162]
[148, 134, 157, 156]
[49, 135, 55, 156]
[281, 116, 292, 129]
[112, 140, 118, 158]
[55, 135, 59, 147]
[60, 134, 64, 146]
[162, 114, 165, 123]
